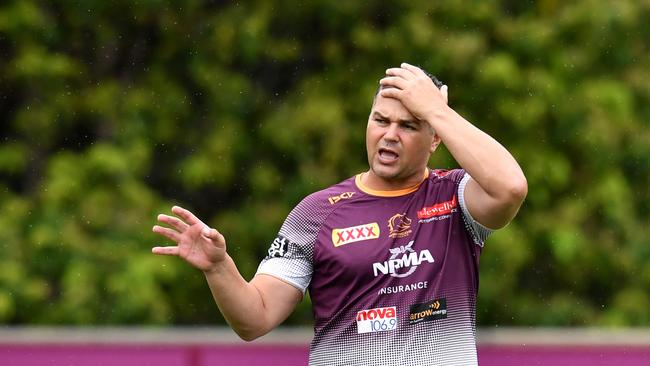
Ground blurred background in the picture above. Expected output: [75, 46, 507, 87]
[0, 0, 649, 364]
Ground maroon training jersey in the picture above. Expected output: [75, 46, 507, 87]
[257, 168, 491, 366]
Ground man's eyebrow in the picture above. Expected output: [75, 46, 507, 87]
[372, 111, 388, 119]
[399, 118, 418, 125]
[372, 111, 419, 125]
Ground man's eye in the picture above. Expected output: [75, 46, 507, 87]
[403, 124, 417, 130]
[375, 119, 388, 124]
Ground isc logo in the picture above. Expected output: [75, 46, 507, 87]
[356, 306, 397, 334]
[328, 192, 355, 204]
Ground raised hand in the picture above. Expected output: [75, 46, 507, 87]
[152, 206, 226, 273]
[379, 62, 449, 125]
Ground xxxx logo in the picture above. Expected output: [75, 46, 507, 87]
[332, 222, 380, 247]
[328, 192, 355, 204]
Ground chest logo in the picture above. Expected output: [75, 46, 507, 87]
[328, 191, 355, 204]
[372, 241, 435, 278]
[356, 306, 397, 334]
[409, 298, 447, 325]
[417, 196, 457, 220]
[332, 222, 380, 247]
[388, 213, 412, 238]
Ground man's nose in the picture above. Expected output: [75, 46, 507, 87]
[383, 122, 400, 142]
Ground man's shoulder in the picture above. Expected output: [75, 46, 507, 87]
[428, 168, 466, 185]
[294, 175, 359, 211]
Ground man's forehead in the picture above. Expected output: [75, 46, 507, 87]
[371, 96, 417, 122]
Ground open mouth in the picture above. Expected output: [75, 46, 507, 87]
[378, 148, 399, 163]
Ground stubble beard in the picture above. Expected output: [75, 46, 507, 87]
[369, 154, 408, 183]
[369, 151, 428, 187]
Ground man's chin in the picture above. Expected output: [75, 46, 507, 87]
[371, 164, 401, 180]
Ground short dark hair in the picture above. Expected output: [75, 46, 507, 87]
[424, 71, 445, 89]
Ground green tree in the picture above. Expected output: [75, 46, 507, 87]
[0, 0, 648, 326]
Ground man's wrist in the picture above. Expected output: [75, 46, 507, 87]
[203, 254, 232, 275]
[424, 104, 453, 131]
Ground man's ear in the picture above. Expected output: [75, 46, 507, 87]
[430, 134, 442, 153]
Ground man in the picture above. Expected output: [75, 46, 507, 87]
[152, 63, 527, 365]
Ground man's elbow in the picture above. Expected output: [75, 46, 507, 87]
[234, 327, 267, 342]
[507, 175, 528, 204]
[237, 332, 261, 342]
[485, 177, 528, 230]
[494, 175, 528, 221]
[231, 318, 276, 342]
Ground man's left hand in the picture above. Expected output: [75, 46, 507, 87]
[379, 62, 449, 128]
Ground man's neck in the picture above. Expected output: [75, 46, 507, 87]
[359, 168, 428, 193]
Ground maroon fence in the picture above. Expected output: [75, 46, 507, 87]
[1, 327, 649, 365]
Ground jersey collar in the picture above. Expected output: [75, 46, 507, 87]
[355, 168, 429, 197]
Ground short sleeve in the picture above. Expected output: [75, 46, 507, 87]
[458, 173, 493, 247]
[256, 195, 326, 294]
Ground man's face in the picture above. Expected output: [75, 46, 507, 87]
[365, 93, 439, 188]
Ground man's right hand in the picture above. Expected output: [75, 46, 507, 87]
[152, 206, 226, 273]
[152, 205, 301, 341]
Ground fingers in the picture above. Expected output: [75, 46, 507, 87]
[378, 87, 401, 99]
[379, 76, 409, 90]
[383, 63, 448, 100]
[157, 214, 189, 232]
[388, 63, 441, 83]
[385, 66, 413, 79]
[386, 63, 426, 79]
[152, 225, 182, 242]
[153, 206, 220, 243]
[399, 62, 425, 76]
[151, 246, 180, 256]
[171, 206, 205, 226]
[202, 226, 225, 243]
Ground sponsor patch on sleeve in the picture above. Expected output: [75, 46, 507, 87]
[267, 235, 291, 258]
[409, 298, 447, 325]
[356, 306, 397, 333]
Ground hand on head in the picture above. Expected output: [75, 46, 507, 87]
[378, 62, 449, 121]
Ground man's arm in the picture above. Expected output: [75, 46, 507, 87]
[428, 106, 527, 229]
[152, 206, 302, 341]
[380, 63, 527, 229]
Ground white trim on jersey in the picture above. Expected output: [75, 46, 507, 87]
[458, 173, 493, 247]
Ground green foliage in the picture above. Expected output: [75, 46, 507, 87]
[0, 0, 648, 327]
